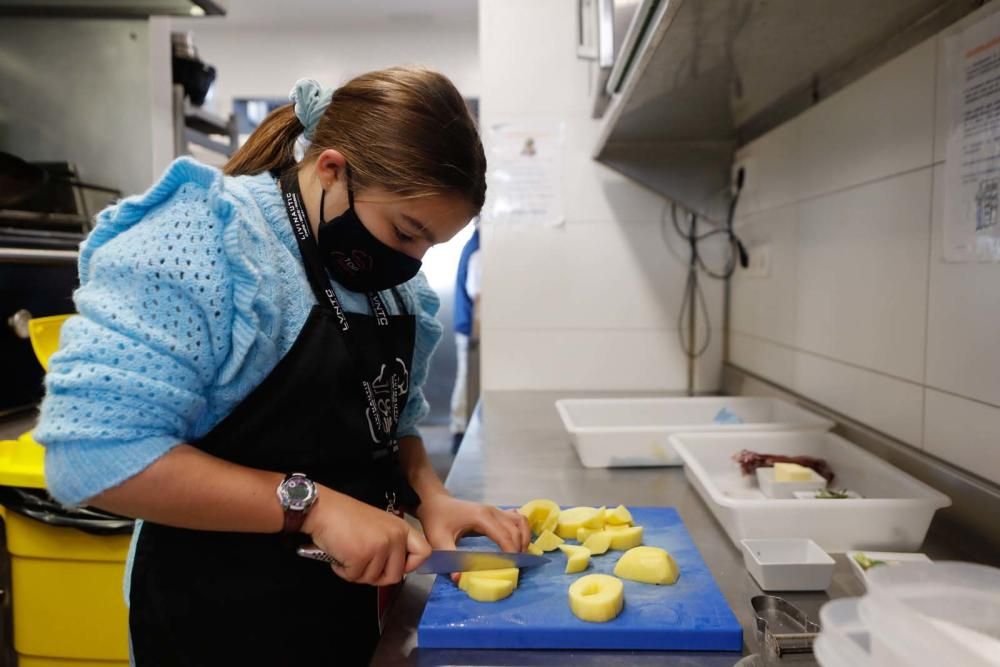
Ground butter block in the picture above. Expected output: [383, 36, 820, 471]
[774, 462, 816, 482]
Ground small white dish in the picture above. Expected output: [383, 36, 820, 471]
[755, 466, 827, 499]
[847, 550, 932, 587]
[741, 538, 835, 592]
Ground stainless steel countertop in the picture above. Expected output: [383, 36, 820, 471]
[0, 394, 977, 666]
[371, 390, 973, 667]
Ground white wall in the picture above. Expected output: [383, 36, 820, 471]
[0, 18, 172, 197]
[730, 3, 1000, 486]
[478, 0, 723, 393]
[170, 23, 481, 119]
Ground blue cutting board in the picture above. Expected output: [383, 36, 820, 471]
[417, 507, 743, 651]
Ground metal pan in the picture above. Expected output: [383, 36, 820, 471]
[751, 594, 821, 657]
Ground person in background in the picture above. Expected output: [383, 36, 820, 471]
[34, 67, 529, 666]
[450, 222, 480, 453]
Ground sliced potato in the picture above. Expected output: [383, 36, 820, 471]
[604, 505, 633, 526]
[568, 574, 624, 622]
[458, 568, 520, 591]
[556, 506, 602, 539]
[603, 524, 632, 534]
[463, 576, 516, 602]
[559, 544, 591, 574]
[534, 528, 565, 552]
[582, 530, 612, 555]
[613, 546, 679, 585]
[608, 525, 644, 550]
[518, 499, 562, 536]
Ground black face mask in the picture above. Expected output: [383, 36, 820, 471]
[316, 168, 422, 293]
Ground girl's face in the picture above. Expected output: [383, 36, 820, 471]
[313, 149, 475, 261]
[350, 187, 474, 260]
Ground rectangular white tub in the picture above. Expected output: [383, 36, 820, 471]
[555, 397, 833, 468]
[669, 431, 951, 552]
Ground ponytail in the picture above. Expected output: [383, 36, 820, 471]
[223, 104, 302, 176]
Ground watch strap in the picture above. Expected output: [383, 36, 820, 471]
[282, 505, 307, 534]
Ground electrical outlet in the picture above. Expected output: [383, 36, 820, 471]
[743, 243, 771, 278]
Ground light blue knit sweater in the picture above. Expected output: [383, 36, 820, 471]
[35, 157, 443, 506]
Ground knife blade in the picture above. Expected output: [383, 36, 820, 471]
[296, 546, 549, 574]
[414, 549, 549, 574]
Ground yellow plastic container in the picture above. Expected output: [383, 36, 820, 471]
[0, 433, 46, 490]
[27, 314, 71, 372]
[0, 434, 130, 666]
[19, 658, 125, 667]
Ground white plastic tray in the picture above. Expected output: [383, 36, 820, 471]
[555, 396, 833, 468]
[669, 431, 951, 552]
[846, 551, 932, 588]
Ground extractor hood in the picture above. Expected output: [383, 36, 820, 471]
[0, 0, 226, 18]
[594, 0, 980, 224]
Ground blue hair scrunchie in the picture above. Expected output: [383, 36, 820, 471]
[289, 78, 333, 141]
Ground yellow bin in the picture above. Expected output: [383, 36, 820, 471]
[0, 434, 131, 666]
[0, 314, 131, 665]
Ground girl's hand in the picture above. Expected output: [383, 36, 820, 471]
[415, 494, 532, 582]
[303, 486, 431, 586]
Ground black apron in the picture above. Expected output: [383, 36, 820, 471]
[128, 169, 420, 666]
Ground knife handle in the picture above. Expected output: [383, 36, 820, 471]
[296, 545, 343, 567]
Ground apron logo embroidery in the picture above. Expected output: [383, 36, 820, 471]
[364, 358, 409, 444]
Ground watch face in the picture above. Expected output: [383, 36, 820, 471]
[281, 475, 317, 511]
[287, 480, 311, 502]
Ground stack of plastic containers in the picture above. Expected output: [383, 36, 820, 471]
[815, 562, 1000, 666]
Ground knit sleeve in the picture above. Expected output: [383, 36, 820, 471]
[35, 159, 254, 506]
[396, 272, 444, 439]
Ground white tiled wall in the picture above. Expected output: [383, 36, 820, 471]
[925, 166, 1000, 407]
[478, 0, 721, 392]
[795, 169, 932, 384]
[731, 3, 1000, 485]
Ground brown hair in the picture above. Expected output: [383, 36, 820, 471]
[224, 66, 486, 212]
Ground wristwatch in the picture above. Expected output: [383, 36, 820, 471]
[276, 473, 319, 534]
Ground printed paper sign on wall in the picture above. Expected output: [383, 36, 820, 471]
[944, 10, 1000, 262]
[484, 121, 565, 227]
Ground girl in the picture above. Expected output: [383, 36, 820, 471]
[35, 67, 529, 665]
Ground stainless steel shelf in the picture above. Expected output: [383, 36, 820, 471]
[594, 0, 981, 224]
[184, 128, 235, 157]
[185, 106, 232, 136]
[173, 84, 238, 159]
[0, 247, 78, 264]
[0, 209, 89, 228]
[0, 0, 226, 18]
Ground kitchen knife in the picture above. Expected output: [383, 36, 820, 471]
[296, 546, 549, 574]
